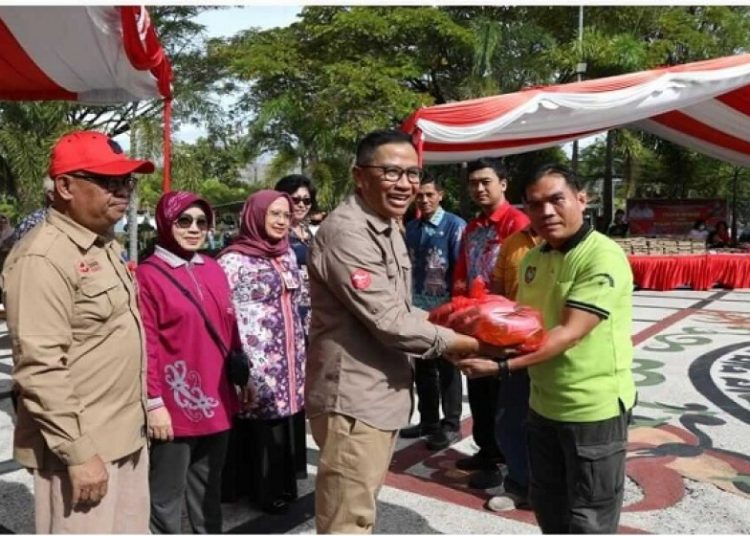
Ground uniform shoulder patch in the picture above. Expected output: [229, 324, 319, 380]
[350, 268, 372, 290]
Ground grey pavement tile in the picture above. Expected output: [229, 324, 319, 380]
[632, 296, 702, 309]
[2, 290, 750, 534]
[632, 321, 655, 334]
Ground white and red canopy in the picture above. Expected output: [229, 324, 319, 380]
[0, 6, 173, 188]
[402, 54, 750, 167]
[0, 6, 171, 103]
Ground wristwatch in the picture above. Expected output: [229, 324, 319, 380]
[497, 359, 511, 380]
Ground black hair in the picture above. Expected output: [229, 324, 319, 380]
[420, 174, 443, 191]
[355, 130, 415, 165]
[274, 174, 317, 211]
[466, 157, 508, 180]
[520, 163, 582, 201]
[693, 219, 706, 229]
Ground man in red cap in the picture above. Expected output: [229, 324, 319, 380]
[1, 131, 154, 533]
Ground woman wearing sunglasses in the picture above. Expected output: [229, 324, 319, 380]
[136, 191, 246, 533]
[275, 174, 316, 333]
[217, 190, 307, 515]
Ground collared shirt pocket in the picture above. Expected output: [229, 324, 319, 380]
[76, 276, 121, 323]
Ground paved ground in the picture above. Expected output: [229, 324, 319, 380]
[2, 288, 750, 534]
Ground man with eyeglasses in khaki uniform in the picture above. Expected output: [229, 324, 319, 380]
[306, 129, 498, 533]
[2, 131, 154, 533]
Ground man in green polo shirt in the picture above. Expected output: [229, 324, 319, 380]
[455, 163, 635, 533]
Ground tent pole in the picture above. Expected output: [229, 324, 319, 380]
[128, 114, 139, 263]
[732, 167, 739, 242]
[571, 5, 585, 172]
[603, 129, 614, 232]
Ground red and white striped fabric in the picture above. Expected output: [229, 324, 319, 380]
[402, 54, 750, 167]
[0, 6, 171, 103]
[0, 6, 174, 190]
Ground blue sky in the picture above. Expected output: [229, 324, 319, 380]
[196, 5, 302, 39]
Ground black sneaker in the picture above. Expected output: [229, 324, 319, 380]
[455, 452, 498, 471]
[468, 468, 504, 490]
[399, 423, 439, 439]
[426, 428, 461, 451]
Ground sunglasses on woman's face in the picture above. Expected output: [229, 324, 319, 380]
[174, 214, 209, 231]
[290, 196, 312, 206]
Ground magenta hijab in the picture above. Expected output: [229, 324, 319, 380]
[155, 191, 214, 260]
[219, 189, 292, 259]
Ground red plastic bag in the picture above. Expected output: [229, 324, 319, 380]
[429, 278, 547, 353]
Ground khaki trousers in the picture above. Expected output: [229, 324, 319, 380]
[34, 448, 149, 534]
[310, 413, 397, 534]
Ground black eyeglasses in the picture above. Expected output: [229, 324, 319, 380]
[68, 173, 137, 193]
[175, 214, 209, 231]
[357, 164, 423, 184]
[290, 196, 312, 206]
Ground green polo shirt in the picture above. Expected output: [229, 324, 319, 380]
[517, 224, 636, 422]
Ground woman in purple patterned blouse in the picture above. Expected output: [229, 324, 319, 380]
[218, 190, 307, 514]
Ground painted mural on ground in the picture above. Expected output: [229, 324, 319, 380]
[391, 296, 750, 533]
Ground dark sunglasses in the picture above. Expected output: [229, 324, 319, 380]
[174, 214, 209, 230]
[68, 173, 137, 193]
[290, 196, 312, 206]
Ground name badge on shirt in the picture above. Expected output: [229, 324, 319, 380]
[280, 269, 299, 290]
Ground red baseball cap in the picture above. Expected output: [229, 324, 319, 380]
[49, 131, 155, 178]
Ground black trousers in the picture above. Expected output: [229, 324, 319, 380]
[149, 430, 230, 534]
[414, 356, 463, 431]
[527, 406, 631, 534]
[495, 371, 531, 492]
[222, 411, 307, 509]
[467, 376, 503, 460]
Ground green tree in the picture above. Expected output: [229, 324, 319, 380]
[0, 103, 71, 214]
[214, 6, 476, 207]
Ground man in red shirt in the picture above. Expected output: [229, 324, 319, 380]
[453, 158, 529, 489]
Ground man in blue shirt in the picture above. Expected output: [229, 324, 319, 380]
[402, 176, 466, 450]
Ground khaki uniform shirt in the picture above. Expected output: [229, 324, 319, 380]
[1, 208, 147, 470]
[306, 194, 457, 431]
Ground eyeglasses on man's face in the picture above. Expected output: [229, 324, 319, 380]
[174, 214, 209, 231]
[290, 196, 312, 206]
[67, 173, 137, 193]
[357, 164, 424, 184]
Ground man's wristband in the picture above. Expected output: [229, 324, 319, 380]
[497, 359, 511, 380]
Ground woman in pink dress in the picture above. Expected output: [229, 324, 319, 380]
[137, 191, 244, 533]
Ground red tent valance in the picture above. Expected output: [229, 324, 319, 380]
[402, 54, 750, 168]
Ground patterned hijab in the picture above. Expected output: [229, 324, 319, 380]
[219, 189, 291, 259]
[155, 191, 214, 260]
